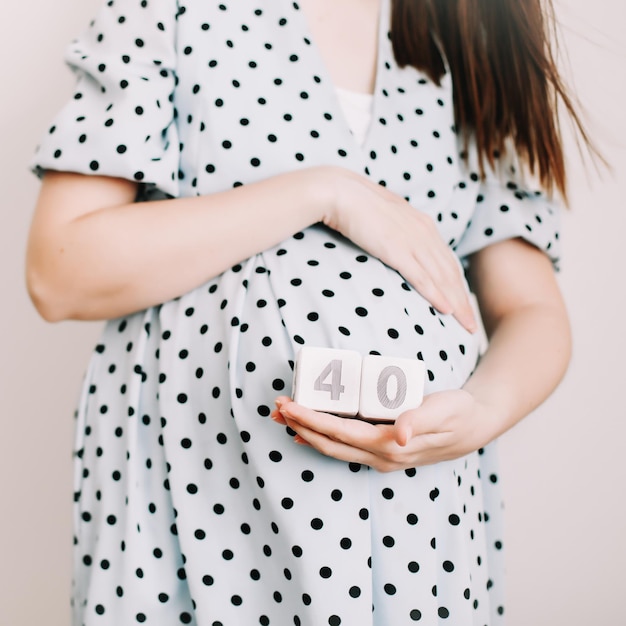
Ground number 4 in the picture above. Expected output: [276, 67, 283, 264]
[292, 348, 362, 416]
[313, 359, 345, 401]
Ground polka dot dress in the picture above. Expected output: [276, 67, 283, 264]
[32, 1, 561, 624]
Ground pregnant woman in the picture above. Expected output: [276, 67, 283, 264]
[26, 0, 585, 624]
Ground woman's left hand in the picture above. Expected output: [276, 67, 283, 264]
[271, 391, 499, 472]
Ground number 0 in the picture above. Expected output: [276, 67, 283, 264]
[377, 365, 407, 409]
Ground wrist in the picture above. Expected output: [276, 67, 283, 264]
[306, 165, 345, 230]
[463, 381, 516, 442]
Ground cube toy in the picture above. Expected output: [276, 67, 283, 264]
[292, 347, 362, 416]
[292, 348, 426, 422]
[358, 354, 426, 422]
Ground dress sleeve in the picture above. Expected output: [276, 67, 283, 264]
[30, 0, 180, 198]
[454, 157, 562, 270]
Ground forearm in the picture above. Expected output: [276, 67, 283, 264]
[463, 297, 571, 442]
[27, 169, 330, 321]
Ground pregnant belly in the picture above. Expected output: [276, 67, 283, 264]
[255, 225, 481, 395]
[156, 224, 480, 403]
[150, 226, 479, 426]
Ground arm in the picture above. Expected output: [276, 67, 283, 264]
[26, 169, 477, 326]
[272, 238, 571, 471]
[26, 170, 328, 321]
[460, 238, 571, 439]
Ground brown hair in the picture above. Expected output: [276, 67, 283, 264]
[391, 0, 597, 200]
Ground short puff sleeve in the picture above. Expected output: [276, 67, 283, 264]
[454, 157, 562, 270]
[31, 0, 180, 198]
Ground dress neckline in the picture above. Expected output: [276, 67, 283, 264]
[335, 87, 374, 147]
[291, 0, 388, 153]
[335, 86, 375, 101]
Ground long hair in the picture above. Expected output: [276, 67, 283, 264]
[391, 0, 597, 200]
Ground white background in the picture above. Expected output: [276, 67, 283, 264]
[1, 1, 624, 624]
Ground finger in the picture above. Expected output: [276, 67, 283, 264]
[400, 213, 476, 327]
[287, 414, 446, 471]
[392, 415, 448, 449]
[439, 256, 477, 333]
[411, 267, 476, 333]
[393, 392, 462, 445]
[285, 417, 386, 467]
[391, 395, 442, 446]
[271, 396, 292, 425]
[442, 253, 477, 332]
[275, 395, 291, 408]
[410, 246, 477, 333]
[442, 288, 477, 334]
[453, 310, 478, 335]
[401, 258, 454, 316]
[280, 401, 389, 449]
[393, 410, 414, 447]
[270, 409, 287, 425]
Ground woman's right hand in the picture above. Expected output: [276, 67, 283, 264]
[28, 165, 476, 328]
[319, 167, 478, 333]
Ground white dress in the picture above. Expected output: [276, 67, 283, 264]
[31, 0, 561, 624]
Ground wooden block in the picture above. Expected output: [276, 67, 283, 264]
[292, 347, 362, 416]
[358, 354, 426, 422]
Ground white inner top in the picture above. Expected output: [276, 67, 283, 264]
[336, 86, 374, 147]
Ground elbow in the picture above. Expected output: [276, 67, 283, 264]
[26, 226, 76, 321]
[26, 258, 124, 322]
[25, 262, 73, 322]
